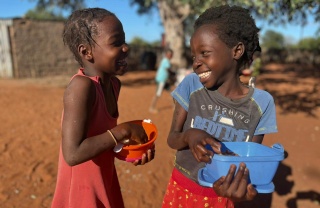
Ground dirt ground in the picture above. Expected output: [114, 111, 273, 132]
[0, 63, 319, 208]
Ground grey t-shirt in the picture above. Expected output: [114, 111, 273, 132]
[171, 73, 278, 182]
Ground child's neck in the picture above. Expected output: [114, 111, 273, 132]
[217, 82, 249, 100]
[82, 67, 112, 83]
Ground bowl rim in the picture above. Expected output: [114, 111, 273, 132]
[121, 120, 158, 150]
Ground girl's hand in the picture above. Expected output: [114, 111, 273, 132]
[114, 122, 148, 145]
[184, 128, 221, 163]
[212, 162, 257, 202]
[132, 148, 155, 166]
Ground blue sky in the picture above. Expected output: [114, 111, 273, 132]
[0, 0, 318, 43]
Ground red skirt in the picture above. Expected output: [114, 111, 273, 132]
[162, 168, 234, 208]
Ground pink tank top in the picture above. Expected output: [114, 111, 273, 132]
[51, 69, 124, 208]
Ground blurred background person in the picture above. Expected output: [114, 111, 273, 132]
[149, 48, 173, 113]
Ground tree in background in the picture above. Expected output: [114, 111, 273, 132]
[261, 30, 285, 50]
[32, 0, 320, 67]
[296, 37, 320, 51]
[34, 0, 85, 12]
[130, 36, 161, 47]
[260, 29, 320, 51]
[129, 0, 319, 67]
[25, 7, 65, 20]
[26, 0, 85, 20]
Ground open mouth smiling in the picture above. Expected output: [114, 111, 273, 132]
[198, 71, 211, 79]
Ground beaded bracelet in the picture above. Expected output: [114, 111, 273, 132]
[107, 130, 117, 146]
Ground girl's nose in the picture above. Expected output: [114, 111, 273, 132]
[193, 56, 202, 69]
[122, 43, 129, 53]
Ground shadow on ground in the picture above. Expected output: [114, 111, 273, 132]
[275, 151, 320, 207]
[121, 77, 155, 87]
[236, 150, 320, 208]
[259, 64, 319, 117]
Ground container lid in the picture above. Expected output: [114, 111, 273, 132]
[211, 142, 285, 162]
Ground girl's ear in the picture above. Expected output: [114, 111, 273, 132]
[233, 42, 245, 60]
[78, 44, 93, 60]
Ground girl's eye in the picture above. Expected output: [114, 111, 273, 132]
[111, 36, 125, 47]
[114, 41, 124, 47]
[191, 56, 195, 60]
[202, 51, 209, 56]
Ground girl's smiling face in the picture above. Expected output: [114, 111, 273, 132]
[190, 24, 237, 89]
[90, 16, 129, 76]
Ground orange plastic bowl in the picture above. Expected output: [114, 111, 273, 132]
[114, 120, 157, 162]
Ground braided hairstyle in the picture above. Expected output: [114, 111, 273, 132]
[194, 5, 260, 66]
[63, 8, 117, 66]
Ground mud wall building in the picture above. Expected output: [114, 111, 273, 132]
[0, 18, 164, 79]
[0, 18, 78, 78]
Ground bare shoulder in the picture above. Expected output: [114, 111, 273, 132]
[64, 75, 95, 103]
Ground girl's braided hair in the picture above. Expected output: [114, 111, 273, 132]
[194, 5, 260, 65]
[63, 8, 116, 66]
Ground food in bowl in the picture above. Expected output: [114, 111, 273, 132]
[114, 119, 157, 162]
[198, 142, 284, 193]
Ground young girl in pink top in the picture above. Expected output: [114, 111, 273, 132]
[51, 8, 154, 208]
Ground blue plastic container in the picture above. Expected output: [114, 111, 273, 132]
[198, 142, 284, 193]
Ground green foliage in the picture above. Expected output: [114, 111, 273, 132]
[129, 0, 319, 26]
[150, 40, 162, 47]
[261, 30, 285, 49]
[128, 0, 156, 14]
[261, 29, 320, 51]
[129, 36, 161, 47]
[234, 0, 319, 26]
[129, 0, 320, 49]
[26, 0, 86, 20]
[130, 36, 152, 47]
[28, 0, 320, 32]
[25, 7, 65, 20]
[29, 0, 320, 65]
[297, 37, 320, 50]
[34, 0, 85, 12]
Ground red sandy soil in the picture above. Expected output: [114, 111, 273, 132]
[0, 63, 319, 208]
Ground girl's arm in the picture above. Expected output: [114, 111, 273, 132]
[252, 135, 264, 144]
[167, 100, 189, 150]
[167, 100, 221, 163]
[61, 76, 147, 166]
[61, 76, 115, 166]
